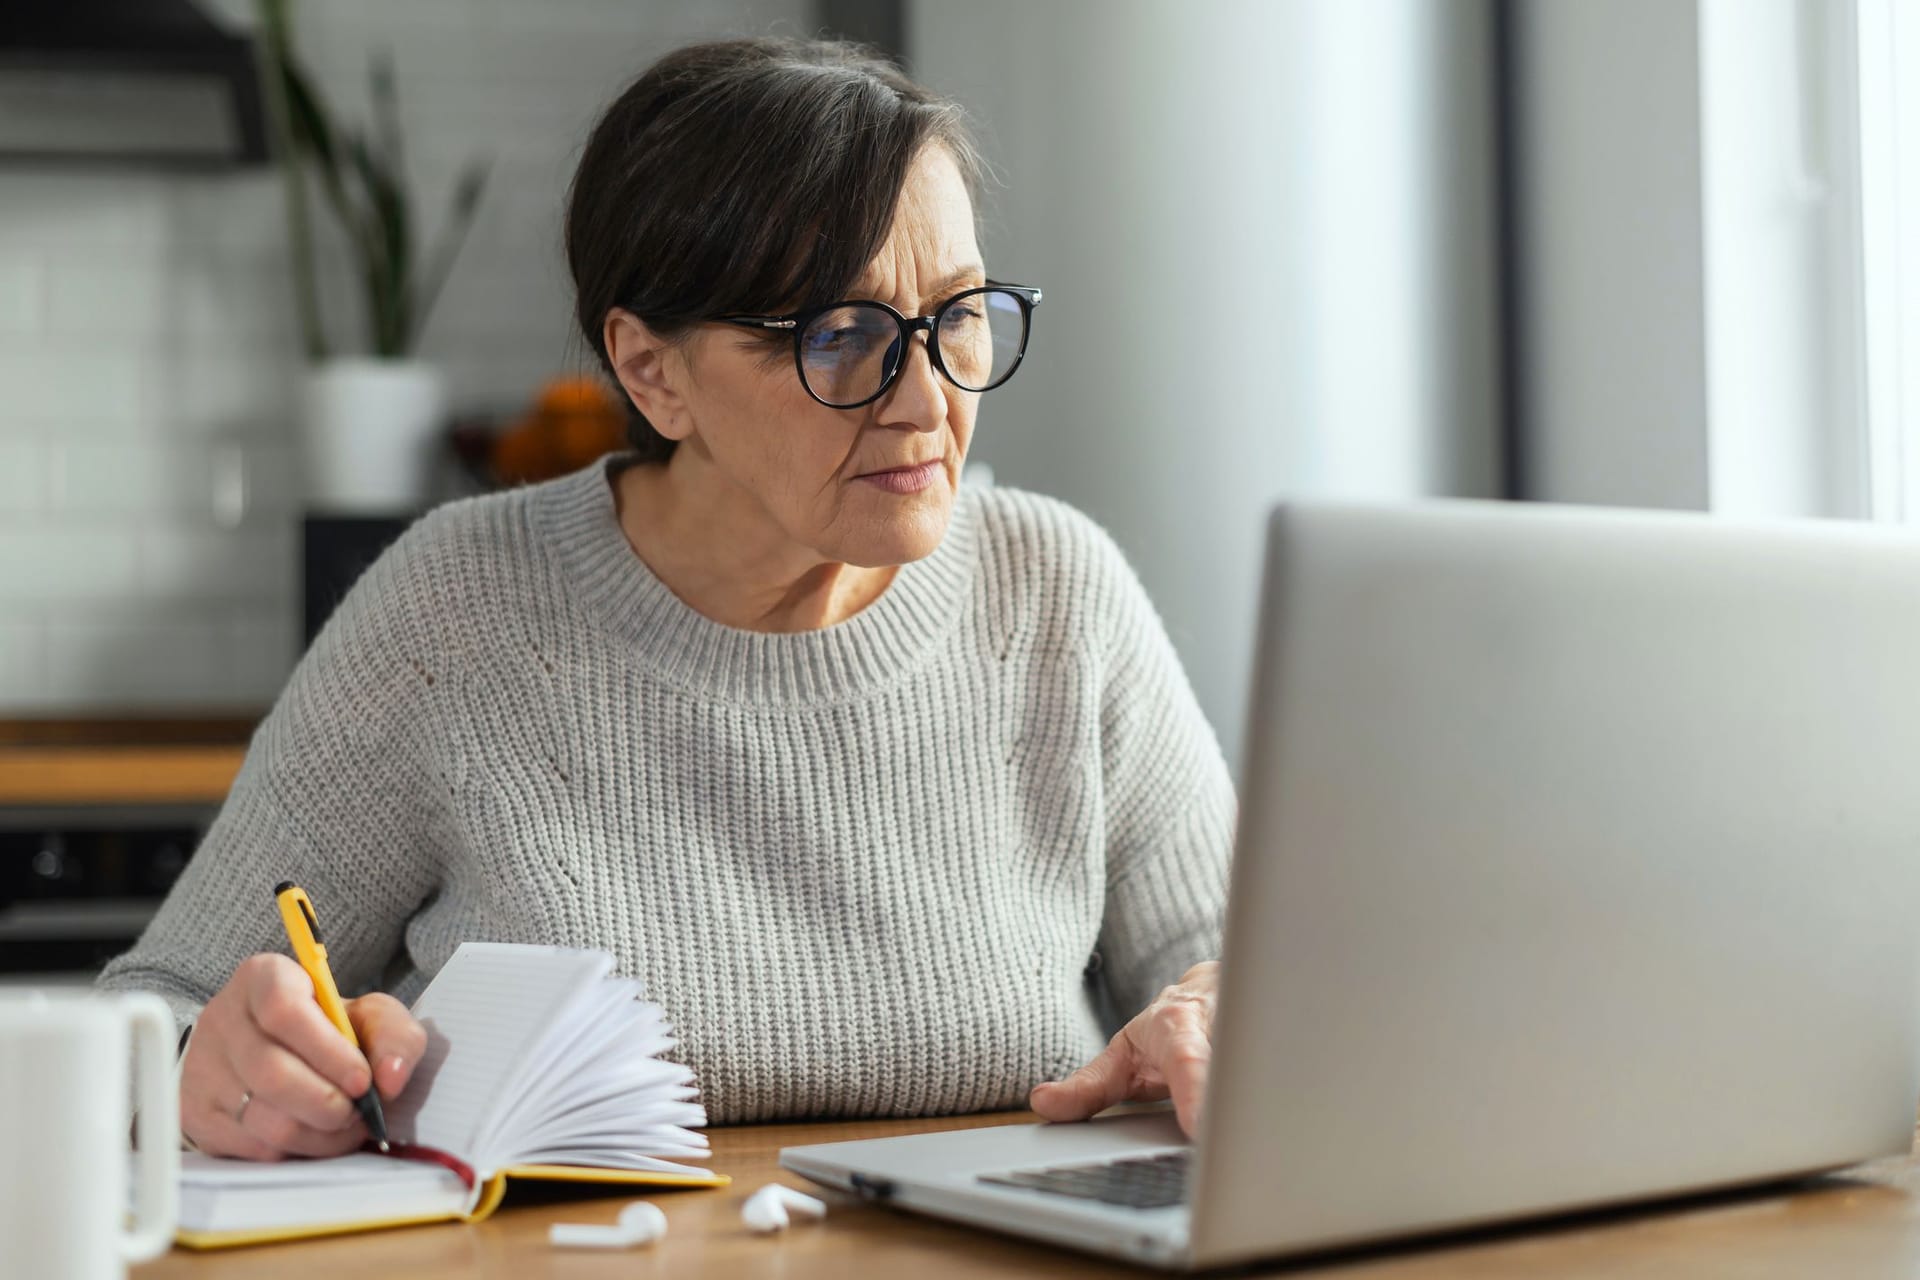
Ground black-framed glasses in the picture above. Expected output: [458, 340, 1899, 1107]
[715, 281, 1042, 410]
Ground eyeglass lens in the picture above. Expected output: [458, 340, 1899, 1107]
[798, 289, 1026, 406]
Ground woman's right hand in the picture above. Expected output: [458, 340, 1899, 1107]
[181, 953, 428, 1160]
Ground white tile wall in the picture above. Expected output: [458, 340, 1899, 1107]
[0, 0, 809, 712]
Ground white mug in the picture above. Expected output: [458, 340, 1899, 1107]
[0, 992, 179, 1279]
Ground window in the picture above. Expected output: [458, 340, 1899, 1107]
[1851, 0, 1920, 522]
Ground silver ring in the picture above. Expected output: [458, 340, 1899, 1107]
[234, 1089, 253, 1125]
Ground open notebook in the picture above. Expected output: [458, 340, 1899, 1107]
[176, 942, 728, 1249]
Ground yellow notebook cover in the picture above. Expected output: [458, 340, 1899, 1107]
[173, 1162, 731, 1250]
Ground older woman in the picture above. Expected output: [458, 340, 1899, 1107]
[97, 36, 1233, 1160]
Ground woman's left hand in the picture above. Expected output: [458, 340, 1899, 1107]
[1028, 960, 1219, 1138]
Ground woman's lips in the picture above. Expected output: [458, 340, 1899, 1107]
[856, 459, 942, 495]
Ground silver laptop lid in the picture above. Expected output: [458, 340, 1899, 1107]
[1193, 500, 1920, 1268]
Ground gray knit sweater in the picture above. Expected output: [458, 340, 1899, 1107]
[98, 456, 1234, 1124]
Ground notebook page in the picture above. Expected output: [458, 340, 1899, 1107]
[483, 978, 657, 1154]
[175, 1152, 471, 1235]
[386, 943, 612, 1159]
[177, 1153, 469, 1234]
[178, 1151, 432, 1188]
[486, 981, 709, 1169]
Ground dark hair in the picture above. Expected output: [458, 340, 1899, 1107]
[564, 37, 984, 461]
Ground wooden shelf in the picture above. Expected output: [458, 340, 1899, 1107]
[0, 745, 246, 807]
[0, 716, 259, 749]
[0, 717, 255, 808]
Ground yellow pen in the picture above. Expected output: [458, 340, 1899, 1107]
[273, 881, 391, 1152]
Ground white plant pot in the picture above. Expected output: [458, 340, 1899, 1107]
[300, 357, 450, 513]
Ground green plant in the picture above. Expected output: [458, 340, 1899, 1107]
[255, 0, 490, 360]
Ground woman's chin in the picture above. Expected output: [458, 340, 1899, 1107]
[836, 497, 954, 567]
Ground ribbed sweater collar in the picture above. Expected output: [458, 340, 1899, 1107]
[532, 454, 980, 707]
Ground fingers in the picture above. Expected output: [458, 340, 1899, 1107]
[191, 1110, 284, 1162]
[180, 1044, 279, 1161]
[1034, 963, 1221, 1134]
[347, 993, 429, 1101]
[1149, 1021, 1211, 1139]
[241, 954, 375, 1099]
[1135, 980, 1216, 1138]
[235, 1095, 367, 1159]
[226, 1033, 357, 1131]
[1029, 1033, 1141, 1123]
[181, 952, 407, 1159]
[183, 1036, 360, 1159]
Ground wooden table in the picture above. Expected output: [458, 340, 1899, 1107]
[133, 1110, 1920, 1278]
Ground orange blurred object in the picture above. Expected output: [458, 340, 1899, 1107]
[491, 375, 627, 485]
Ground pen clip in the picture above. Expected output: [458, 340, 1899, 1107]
[296, 895, 321, 944]
[274, 881, 325, 947]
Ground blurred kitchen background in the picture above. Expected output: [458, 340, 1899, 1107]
[2, 0, 1917, 980]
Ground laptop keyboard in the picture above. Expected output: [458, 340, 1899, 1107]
[978, 1151, 1191, 1209]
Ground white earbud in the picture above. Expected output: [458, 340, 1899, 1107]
[741, 1183, 828, 1234]
[549, 1199, 668, 1249]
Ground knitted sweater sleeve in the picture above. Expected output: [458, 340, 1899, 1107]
[94, 522, 460, 1039]
[1088, 529, 1237, 1020]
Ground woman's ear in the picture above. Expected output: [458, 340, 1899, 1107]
[603, 309, 693, 442]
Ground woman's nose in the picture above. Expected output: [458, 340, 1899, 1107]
[876, 332, 945, 431]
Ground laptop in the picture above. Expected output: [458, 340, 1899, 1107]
[781, 499, 1920, 1270]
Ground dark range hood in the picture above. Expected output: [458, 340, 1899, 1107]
[0, 0, 267, 167]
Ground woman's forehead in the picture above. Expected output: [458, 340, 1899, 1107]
[850, 260, 985, 307]
[849, 148, 982, 305]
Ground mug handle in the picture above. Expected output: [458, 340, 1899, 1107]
[120, 995, 180, 1262]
